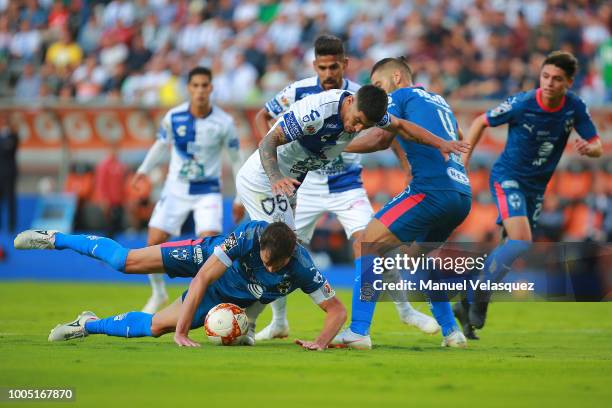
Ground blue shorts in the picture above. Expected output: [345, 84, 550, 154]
[375, 186, 471, 243]
[489, 175, 544, 229]
[160, 236, 221, 278]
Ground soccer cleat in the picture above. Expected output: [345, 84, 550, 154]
[469, 289, 491, 329]
[441, 330, 468, 348]
[453, 300, 479, 340]
[48, 311, 98, 342]
[238, 323, 256, 346]
[14, 230, 58, 250]
[401, 309, 440, 335]
[254, 321, 289, 341]
[329, 328, 372, 350]
[141, 294, 169, 314]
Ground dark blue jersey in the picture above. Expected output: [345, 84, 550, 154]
[387, 86, 472, 196]
[486, 88, 598, 192]
[211, 221, 334, 305]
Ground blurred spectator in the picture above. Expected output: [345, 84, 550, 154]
[14, 62, 41, 100]
[0, 114, 18, 232]
[94, 144, 128, 237]
[102, 0, 135, 29]
[72, 55, 107, 102]
[126, 33, 152, 73]
[46, 29, 83, 71]
[9, 19, 40, 60]
[78, 13, 103, 55]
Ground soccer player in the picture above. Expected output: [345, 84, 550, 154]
[131, 66, 244, 314]
[13, 222, 345, 350]
[252, 34, 437, 341]
[458, 51, 602, 338]
[333, 57, 473, 349]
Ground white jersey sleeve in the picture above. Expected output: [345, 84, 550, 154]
[265, 83, 297, 118]
[279, 94, 326, 142]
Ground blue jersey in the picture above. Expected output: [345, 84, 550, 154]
[161, 221, 335, 307]
[387, 86, 471, 196]
[486, 88, 598, 192]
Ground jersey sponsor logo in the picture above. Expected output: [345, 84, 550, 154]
[522, 123, 534, 134]
[170, 248, 190, 261]
[283, 111, 303, 141]
[501, 180, 519, 189]
[193, 246, 203, 265]
[247, 283, 264, 299]
[532, 142, 554, 166]
[508, 193, 522, 210]
[173, 114, 190, 123]
[490, 101, 512, 117]
[447, 167, 470, 185]
[267, 99, 283, 115]
[220, 233, 238, 252]
[302, 109, 321, 122]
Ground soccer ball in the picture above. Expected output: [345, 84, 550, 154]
[204, 303, 249, 345]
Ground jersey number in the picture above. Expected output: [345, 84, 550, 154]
[437, 109, 456, 140]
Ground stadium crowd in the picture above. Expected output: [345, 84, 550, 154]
[1, 0, 611, 106]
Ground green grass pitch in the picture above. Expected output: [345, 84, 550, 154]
[1, 281, 611, 407]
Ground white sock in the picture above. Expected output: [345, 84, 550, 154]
[270, 297, 288, 325]
[148, 274, 167, 298]
[394, 301, 414, 317]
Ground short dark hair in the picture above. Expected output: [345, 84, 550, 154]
[188, 66, 212, 83]
[356, 85, 388, 123]
[314, 34, 345, 57]
[370, 57, 413, 81]
[260, 222, 297, 263]
[542, 51, 578, 79]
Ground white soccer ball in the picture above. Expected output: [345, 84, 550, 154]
[204, 303, 249, 346]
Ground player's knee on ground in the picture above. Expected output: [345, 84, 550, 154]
[149, 316, 176, 337]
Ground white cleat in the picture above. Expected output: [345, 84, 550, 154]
[330, 328, 372, 350]
[238, 323, 256, 346]
[254, 321, 289, 341]
[48, 311, 98, 342]
[141, 294, 169, 314]
[401, 309, 440, 335]
[441, 330, 468, 348]
[14, 230, 58, 250]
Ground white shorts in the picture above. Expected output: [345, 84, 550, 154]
[236, 153, 296, 229]
[295, 187, 373, 243]
[149, 186, 223, 236]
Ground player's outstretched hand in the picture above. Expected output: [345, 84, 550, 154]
[131, 172, 147, 191]
[440, 140, 470, 161]
[174, 333, 201, 347]
[271, 177, 301, 197]
[294, 339, 325, 351]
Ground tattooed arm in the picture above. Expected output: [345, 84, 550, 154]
[258, 121, 301, 197]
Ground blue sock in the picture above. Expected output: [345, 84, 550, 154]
[84, 312, 153, 338]
[484, 239, 532, 282]
[415, 265, 458, 336]
[349, 255, 379, 336]
[54, 233, 129, 271]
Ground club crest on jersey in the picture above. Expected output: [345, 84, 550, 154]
[247, 283, 264, 299]
[220, 233, 238, 252]
[277, 279, 292, 295]
[508, 193, 522, 210]
[312, 268, 324, 284]
[171, 248, 190, 261]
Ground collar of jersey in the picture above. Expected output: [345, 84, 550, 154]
[535, 88, 566, 113]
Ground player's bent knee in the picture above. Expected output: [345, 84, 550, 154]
[149, 320, 175, 337]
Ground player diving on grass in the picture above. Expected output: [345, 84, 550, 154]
[131, 66, 245, 314]
[457, 50, 602, 339]
[333, 57, 473, 349]
[252, 34, 438, 341]
[13, 221, 346, 350]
